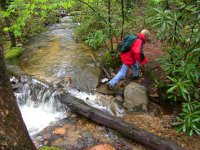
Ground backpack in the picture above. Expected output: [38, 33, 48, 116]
[117, 34, 138, 52]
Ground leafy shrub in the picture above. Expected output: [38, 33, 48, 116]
[172, 101, 200, 136]
[5, 47, 24, 59]
[149, 2, 200, 136]
[157, 47, 200, 102]
[85, 30, 106, 49]
[99, 50, 121, 69]
[1, 0, 63, 45]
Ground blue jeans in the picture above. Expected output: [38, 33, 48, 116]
[108, 62, 139, 86]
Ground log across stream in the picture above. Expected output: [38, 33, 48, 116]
[60, 93, 183, 150]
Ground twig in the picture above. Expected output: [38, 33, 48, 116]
[90, 54, 111, 79]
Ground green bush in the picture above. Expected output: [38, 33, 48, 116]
[5, 47, 24, 59]
[85, 30, 106, 49]
[72, 7, 106, 42]
[172, 101, 200, 136]
[149, 2, 200, 136]
[99, 50, 121, 69]
[157, 47, 200, 102]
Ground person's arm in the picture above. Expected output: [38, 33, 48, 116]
[132, 40, 148, 64]
[139, 46, 148, 64]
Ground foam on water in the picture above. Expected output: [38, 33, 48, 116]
[14, 75, 124, 137]
[67, 88, 124, 116]
[14, 76, 67, 137]
[68, 89, 104, 109]
[19, 105, 65, 136]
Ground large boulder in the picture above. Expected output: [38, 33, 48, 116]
[123, 82, 148, 112]
[72, 66, 102, 93]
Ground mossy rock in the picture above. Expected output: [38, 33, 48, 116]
[39, 146, 61, 150]
[5, 46, 24, 59]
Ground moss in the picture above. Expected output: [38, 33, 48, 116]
[5, 47, 24, 60]
[39, 146, 61, 150]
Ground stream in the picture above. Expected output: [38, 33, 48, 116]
[12, 16, 125, 148]
[7, 14, 200, 150]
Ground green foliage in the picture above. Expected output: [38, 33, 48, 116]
[0, 0, 73, 44]
[5, 46, 24, 59]
[166, 76, 191, 101]
[39, 146, 61, 150]
[99, 51, 121, 69]
[73, 0, 142, 50]
[72, 1, 109, 43]
[85, 30, 106, 49]
[150, 8, 174, 41]
[20, 9, 60, 42]
[157, 47, 200, 102]
[152, 0, 162, 3]
[150, 1, 200, 136]
[172, 101, 200, 136]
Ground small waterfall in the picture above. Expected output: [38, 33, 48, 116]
[12, 76, 67, 136]
[62, 86, 124, 117]
[12, 74, 124, 137]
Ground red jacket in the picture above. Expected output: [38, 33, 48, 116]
[120, 33, 148, 66]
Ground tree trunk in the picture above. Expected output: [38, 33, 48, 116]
[0, 31, 36, 149]
[0, 0, 16, 47]
[120, 0, 124, 40]
[60, 93, 183, 150]
[108, 0, 113, 51]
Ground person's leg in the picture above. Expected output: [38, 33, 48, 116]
[132, 61, 139, 77]
[108, 64, 129, 87]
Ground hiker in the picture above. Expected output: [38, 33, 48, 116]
[107, 29, 150, 89]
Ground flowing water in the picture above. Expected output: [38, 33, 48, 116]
[12, 76, 67, 136]
[12, 16, 200, 150]
[18, 17, 97, 83]
[15, 17, 123, 137]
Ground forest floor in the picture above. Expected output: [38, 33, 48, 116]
[121, 34, 200, 150]
[34, 34, 200, 150]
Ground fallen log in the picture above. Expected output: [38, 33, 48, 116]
[60, 93, 183, 150]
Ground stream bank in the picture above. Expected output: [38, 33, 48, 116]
[8, 16, 200, 150]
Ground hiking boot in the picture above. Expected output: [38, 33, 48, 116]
[132, 76, 139, 80]
[126, 76, 139, 82]
[95, 83, 119, 95]
[106, 83, 114, 90]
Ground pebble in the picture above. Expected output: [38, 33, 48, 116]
[87, 144, 116, 150]
[158, 133, 162, 136]
[54, 128, 66, 135]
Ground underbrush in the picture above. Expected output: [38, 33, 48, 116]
[148, 1, 200, 136]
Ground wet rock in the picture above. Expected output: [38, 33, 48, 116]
[95, 84, 118, 95]
[6, 64, 25, 76]
[76, 133, 100, 149]
[72, 66, 102, 93]
[114, 95, 124, 104]
[123, 82, 149, 112]
[12, 82, 23, 91]
[87, 144, 115, 150]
